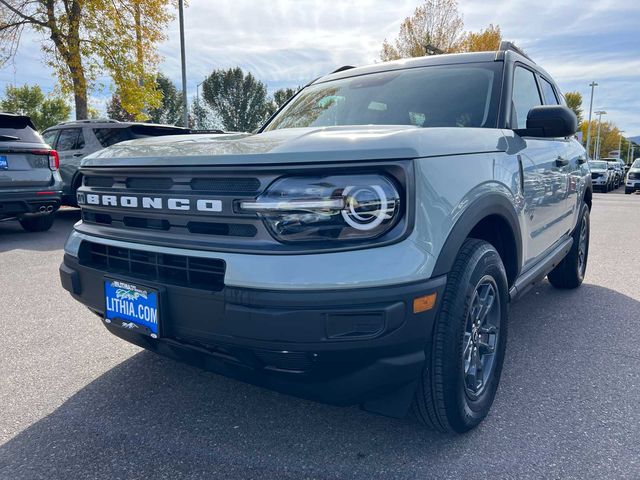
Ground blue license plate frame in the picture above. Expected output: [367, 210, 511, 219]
[104, 278, 160, 338]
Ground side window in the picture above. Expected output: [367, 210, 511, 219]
[56, 128, 83, 151]
[42, 130, 58, 148]
[511, 66, 542, 129]
[539, 77, 559, 105]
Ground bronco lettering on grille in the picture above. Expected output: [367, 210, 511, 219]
[77, 192, 222, 212]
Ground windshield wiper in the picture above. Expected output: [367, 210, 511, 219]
[0, 135, 20, 141]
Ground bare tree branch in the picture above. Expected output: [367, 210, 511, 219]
[0, 0, 47, 27]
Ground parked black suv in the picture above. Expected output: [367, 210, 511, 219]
[0, 113, 62, 232]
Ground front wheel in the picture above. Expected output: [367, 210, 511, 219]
[548, 202, 590, 289]
[412, 239, 509, 433]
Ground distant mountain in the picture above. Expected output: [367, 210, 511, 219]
[629, 136, 640, 145]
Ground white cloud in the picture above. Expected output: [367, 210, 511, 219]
[1, 0, 639, 135]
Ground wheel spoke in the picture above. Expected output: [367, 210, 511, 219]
[465, 349, 481, 392]
[476, 285, 495, 325]
[477, 338, 495, 354]
[463, 333, 473, 362]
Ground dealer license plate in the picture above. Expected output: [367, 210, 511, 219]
[104, 279, 160, 338]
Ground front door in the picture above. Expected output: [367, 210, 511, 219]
[511, 65, 570, 266]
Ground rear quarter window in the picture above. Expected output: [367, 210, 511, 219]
[93, 128, 133, 147]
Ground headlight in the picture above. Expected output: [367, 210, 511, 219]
[240, 174, 401, 243]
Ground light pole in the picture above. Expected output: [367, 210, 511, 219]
[594, 110, 606, 160]
[196, 80, 205, 129]
[617, 130, 625, 160]
[585, 81, 598, 158]
[628, 139, 633, 165]
[178, 0, 188, 128]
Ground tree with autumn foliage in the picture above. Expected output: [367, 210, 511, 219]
[381, 0, 464, 60]
[564, 92, 583, 123]
[579, 120, 626, 161]
[380, 0, 502, 61]
[458, 24, 501, 52]
[0, 0, 175, 120]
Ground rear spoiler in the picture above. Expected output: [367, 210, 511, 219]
[0, 113, 36, 130]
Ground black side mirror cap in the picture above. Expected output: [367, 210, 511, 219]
[514, 105, 578, 138]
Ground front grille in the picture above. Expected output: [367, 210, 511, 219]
[591, 173, 601, 179]
[191, 177, 260, 193]
[79, 241, 225, 290]
[85, 176, 115, 187]
[126, 177, 173, 190]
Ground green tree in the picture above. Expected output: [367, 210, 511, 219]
[147, 74, 183, 126]
[106, 94, 135, 122]
[266, 87, 300, 117]
[201, 67, 270, 132]
[0, 0, 175, 120]
[380, 0, 464, 60]
[564, 92, 583, 123]
[273, 87, 298, 108]
[0, 84, 70, 129]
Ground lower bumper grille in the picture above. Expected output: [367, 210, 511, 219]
[78, 241, 225, 291]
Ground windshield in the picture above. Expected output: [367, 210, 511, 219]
[264, 62, 502, 131]
[633, 159, 640, 168]
[589, 161, 608, 169]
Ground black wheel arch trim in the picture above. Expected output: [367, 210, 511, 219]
[432, 194, 523, 279]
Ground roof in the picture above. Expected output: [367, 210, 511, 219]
[315, 42, 544, 85]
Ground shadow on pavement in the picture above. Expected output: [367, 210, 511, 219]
[0, 208, 80, 253]
[1, 282, 639, 479]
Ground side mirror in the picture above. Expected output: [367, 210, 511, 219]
[515, 105, 578, 138]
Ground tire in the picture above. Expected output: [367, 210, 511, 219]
[626, 189, 632, 195]
[19, 213, 55, 232]
[412, 239, 509, 433]
[548, 202, 590, 289]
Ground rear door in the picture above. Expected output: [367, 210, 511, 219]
[55, 128, 86, 191]
[0, 115, 53, 189]
[512, 65, 569, 266]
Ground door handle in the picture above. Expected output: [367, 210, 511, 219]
[73, 153, 83, 157]
[555, 157, 569, 167]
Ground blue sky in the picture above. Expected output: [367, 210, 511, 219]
[2, 0, 639, 136]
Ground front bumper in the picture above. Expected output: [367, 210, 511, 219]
[591, 177, 607, 187]
[626, 180, 640, 192]
[0, 190, 61, 219]
[60, 249, 446, 417]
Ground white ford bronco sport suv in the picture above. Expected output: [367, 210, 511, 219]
[60, 43, 592, 433]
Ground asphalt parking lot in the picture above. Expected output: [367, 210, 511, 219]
[1, 191, 639, 480]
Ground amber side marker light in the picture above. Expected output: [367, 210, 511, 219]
[413, 293, 437, 314]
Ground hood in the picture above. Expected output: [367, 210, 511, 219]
[82, 126, 507, 167]
[590, 168, 608, 173]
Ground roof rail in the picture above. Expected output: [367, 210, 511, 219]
[498, 41, 534, 63]
[331, 65, 356, 74]
[59, 118, 121, 125]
